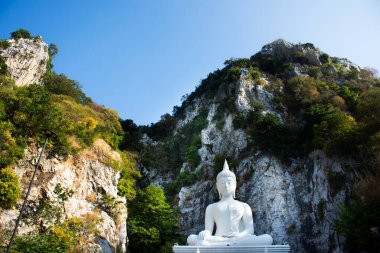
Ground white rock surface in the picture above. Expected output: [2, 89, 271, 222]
[0, 38, 49, 86]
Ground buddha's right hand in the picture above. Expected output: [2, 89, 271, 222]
[198, 230, 211, 240]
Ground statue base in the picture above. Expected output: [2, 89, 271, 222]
[173, 245, 290, 253]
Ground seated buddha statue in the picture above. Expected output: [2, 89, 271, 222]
[187, 160, 273, 246]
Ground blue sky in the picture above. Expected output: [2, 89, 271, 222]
[1, 0, 379, 125]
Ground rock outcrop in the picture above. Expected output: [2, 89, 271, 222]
[261, 39, 322, 66]
[0, 37, 49, 86]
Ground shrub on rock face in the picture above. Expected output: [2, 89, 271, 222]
[0, 167, 21, 209]
[336, 198, 380, 253]
[0, 56, 8, 75]
[11, 232, 69, 253]
[319, 53, 330, 64]
[0, 40, 11, 50]
[0, 121, 24, 168]
[313, 109, 358, 156]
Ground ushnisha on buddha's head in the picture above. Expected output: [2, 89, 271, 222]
[216, 160, 236, 199]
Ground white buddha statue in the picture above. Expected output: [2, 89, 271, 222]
[187, 160, 273, 246]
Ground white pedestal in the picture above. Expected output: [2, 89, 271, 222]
[173, 245, 290, 253]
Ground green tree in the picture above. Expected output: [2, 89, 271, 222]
[284, 76, 322, 110]
[0, 121, 24, 168]
[117, 152, 141, 201]
[128, 185, 178, 253]
[11, 29, 32, 39]
[42, 72, 89, 104]
[356, 87, 380, 132]
[48, 44, 58, 59]
[47, 44, 58, 71]
[0, 167, 21, 209]
[0, 40, 11, 50]
[119, 119, 140, 151]
[0, 56, 8, 75]
[336, 199, 380, 253]
[313, 109, 357, 156]
[0, 75, 15, 87]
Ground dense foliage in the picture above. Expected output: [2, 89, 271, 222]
[11, 232, 71, 253]
[128, 185, 179, 253]
[336, 198, 380, 252]
[0, 82, 123, 162]
[43, 72, 90, 103]
[8, 213, 102, 253]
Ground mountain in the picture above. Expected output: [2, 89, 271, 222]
[0, 29, 379, 253]
[137, 39, 380, 252]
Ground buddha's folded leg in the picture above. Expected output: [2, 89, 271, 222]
[236, 234, 273, 246]
[188, 234, 234, 246]
[196, 236, 232, 246]
[187, 234, 198, 245]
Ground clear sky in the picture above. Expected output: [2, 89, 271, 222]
[1, 0, 379, 125]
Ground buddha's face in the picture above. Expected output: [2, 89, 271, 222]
[216, 176, 236, 197]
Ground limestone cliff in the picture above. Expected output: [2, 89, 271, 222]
[0, 139, 127, 252]
[0, 34, 134, 252]
[138, 40, 378, 252]
[0, 37, 49, 86]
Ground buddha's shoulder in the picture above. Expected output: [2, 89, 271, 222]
[234, 200, 251, 208]
[206, 202, 218, 209]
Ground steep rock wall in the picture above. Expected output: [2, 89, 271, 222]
[0, 139, 127, 252]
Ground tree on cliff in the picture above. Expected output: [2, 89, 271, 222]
[128, 185, 178, 253]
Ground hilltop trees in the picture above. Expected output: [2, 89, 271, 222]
[10, 29, 33, 40]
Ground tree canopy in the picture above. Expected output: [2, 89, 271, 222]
[128, 185, 178, 253]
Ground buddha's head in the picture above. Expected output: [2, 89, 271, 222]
[216, 160, 236, 199]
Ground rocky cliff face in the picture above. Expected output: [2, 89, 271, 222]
[0, 36, 131, 252]
[139, 40, 368, 252]
[0, 139, 127, 252]
[0, 37, 49, 86]
[174, 79, 352, 252]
